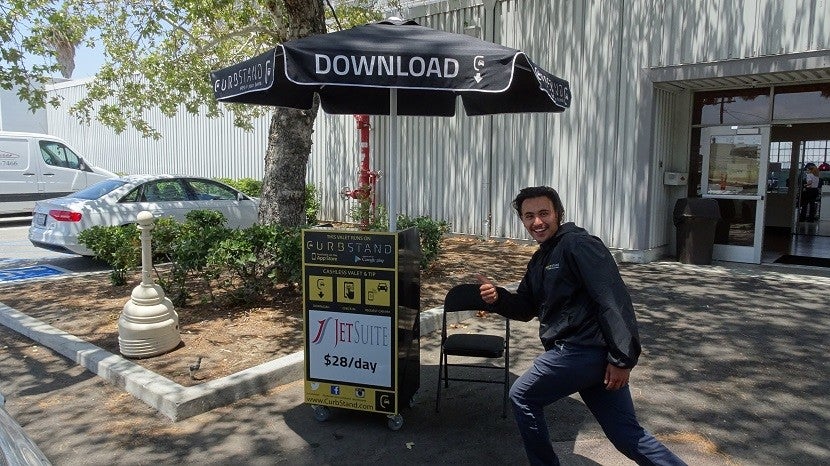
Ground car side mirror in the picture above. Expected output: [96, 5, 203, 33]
[237, 192, 246, 201]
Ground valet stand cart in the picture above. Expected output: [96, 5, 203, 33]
[301, 227, 421, 431]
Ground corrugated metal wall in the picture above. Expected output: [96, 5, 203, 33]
[44, 0, 830, 257]
[46, 80, 269, 179]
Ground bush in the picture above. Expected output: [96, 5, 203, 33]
[78, 224, 140, 285]
[207, 224, 302, 301]
[305, 183, 321, 225]
[80, 208, 303, 305]
[349, 200, 388, 231]
[153, 210, 230, 306]
[397, 214, 451, 269]
[349, 203, 450, 269]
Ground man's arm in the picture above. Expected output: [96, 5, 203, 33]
[477, 274, 536, 322]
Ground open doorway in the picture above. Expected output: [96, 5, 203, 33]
[763, 122, 830, 263]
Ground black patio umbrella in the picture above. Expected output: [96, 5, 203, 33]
[211, 18, 571, 229]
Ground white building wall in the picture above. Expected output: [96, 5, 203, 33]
[0, 88, 48, 133]
[43, 0, 830, 258]
[46, 79, 269, 179]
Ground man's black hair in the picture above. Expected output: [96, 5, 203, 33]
[512, 186, 565, 225]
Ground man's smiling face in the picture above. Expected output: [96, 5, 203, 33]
[520, 196, 559, 243]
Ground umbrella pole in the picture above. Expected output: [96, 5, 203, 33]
[389, 88, 398, 231]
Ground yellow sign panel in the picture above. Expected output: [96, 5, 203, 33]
[337, 277, 362, 304]
[304, 380, 395, 414]
[308, 275, 333, 302]
[364, 279, 391, 307]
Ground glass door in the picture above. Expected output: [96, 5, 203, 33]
[700, 125, 771, 263]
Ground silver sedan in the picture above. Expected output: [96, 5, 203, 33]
[28, 174, 260, 256]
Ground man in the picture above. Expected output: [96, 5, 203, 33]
[478, 186, 685, 466]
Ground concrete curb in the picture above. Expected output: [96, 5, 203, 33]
[0, 301, 480, 421]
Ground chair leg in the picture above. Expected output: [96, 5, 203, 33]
[435, 347, 444, 413]
[443, 353, 450, 388]
[502, 350, 510, 418]
[502, 368, 509, 418]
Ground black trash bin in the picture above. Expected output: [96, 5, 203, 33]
[673, 198, 721, 265]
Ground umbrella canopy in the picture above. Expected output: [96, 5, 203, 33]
[211, 18, 571, 230]
[212, 18, 571, 115]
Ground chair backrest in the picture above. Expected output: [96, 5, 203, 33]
[443, 283, 488, 313]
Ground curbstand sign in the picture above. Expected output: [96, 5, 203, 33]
[302, 228, 420, 430]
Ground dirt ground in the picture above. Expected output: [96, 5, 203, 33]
[0, 236, 536, 386]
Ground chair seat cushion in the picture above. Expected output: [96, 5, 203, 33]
[444, 334, 505, 358]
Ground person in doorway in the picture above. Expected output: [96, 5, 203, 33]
[477, 186, 685, 466]
[800, 163, 821, 222]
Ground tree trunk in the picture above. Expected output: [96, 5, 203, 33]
[259, 0, 326, 227]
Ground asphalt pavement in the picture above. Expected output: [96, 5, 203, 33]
[0, 217, 107, 276]
[1, 259, 829, 465]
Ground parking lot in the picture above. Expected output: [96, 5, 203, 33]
[0, 217, 107, 280]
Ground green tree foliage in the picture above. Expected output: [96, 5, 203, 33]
[0, 0, 91, 107]
[1, 0, 291, 137]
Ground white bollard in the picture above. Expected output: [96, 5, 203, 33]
[118, 211, 180, 358]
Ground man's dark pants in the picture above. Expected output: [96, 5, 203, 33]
[509, 342, 686, 466]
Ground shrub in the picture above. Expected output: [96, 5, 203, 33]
[305, 183, 321, 225]
[397, 214, 451, 269]
[207, 224, 302, 301]
[349, 200, 388, 231]
[78, 224, 140, 285]
[349, 203, 450, 269]
[152, 210, 230, 306]
[76, 208, 304, 305]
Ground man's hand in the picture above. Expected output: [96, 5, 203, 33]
[604, 364, 631, 390]
[476, 274, 498, 304]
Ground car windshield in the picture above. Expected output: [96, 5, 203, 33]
[69, 179, 127, 200]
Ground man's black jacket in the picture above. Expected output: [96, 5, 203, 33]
[491, 222, 641, 368]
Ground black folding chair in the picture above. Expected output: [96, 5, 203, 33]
[435, 283, 510, 418]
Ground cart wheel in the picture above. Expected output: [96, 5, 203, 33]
[312, 405, 331, 422]
[387, 414, 404, 431]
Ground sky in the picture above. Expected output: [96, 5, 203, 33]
[17, 24, 105, 80]
[70, 43, 105, 78]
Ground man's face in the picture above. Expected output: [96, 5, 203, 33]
[520, 196, 559, 243]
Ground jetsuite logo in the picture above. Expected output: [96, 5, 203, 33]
[311, 316, 390, 348]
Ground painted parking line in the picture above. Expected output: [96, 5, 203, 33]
[0, 265, 67, 283]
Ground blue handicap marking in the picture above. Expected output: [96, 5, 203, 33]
[0, 265, 66, 283]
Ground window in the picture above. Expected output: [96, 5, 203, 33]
[119, 187, 142, 203]
[72, 179, 127, 200]
[142, 180, 191, 202]
[39, 141, 82, 169]
[767, 142, 792, 194]
[186, 179, 239, 201]
[773, 83, 830, 120]
[769, 141, 792, 169]
[693, 88, 771, 125]
[801, 140, 830, 167]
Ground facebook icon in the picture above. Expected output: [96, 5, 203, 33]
[330, 385, 340, 395]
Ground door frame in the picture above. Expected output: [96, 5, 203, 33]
[700, 125, 771, 263]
